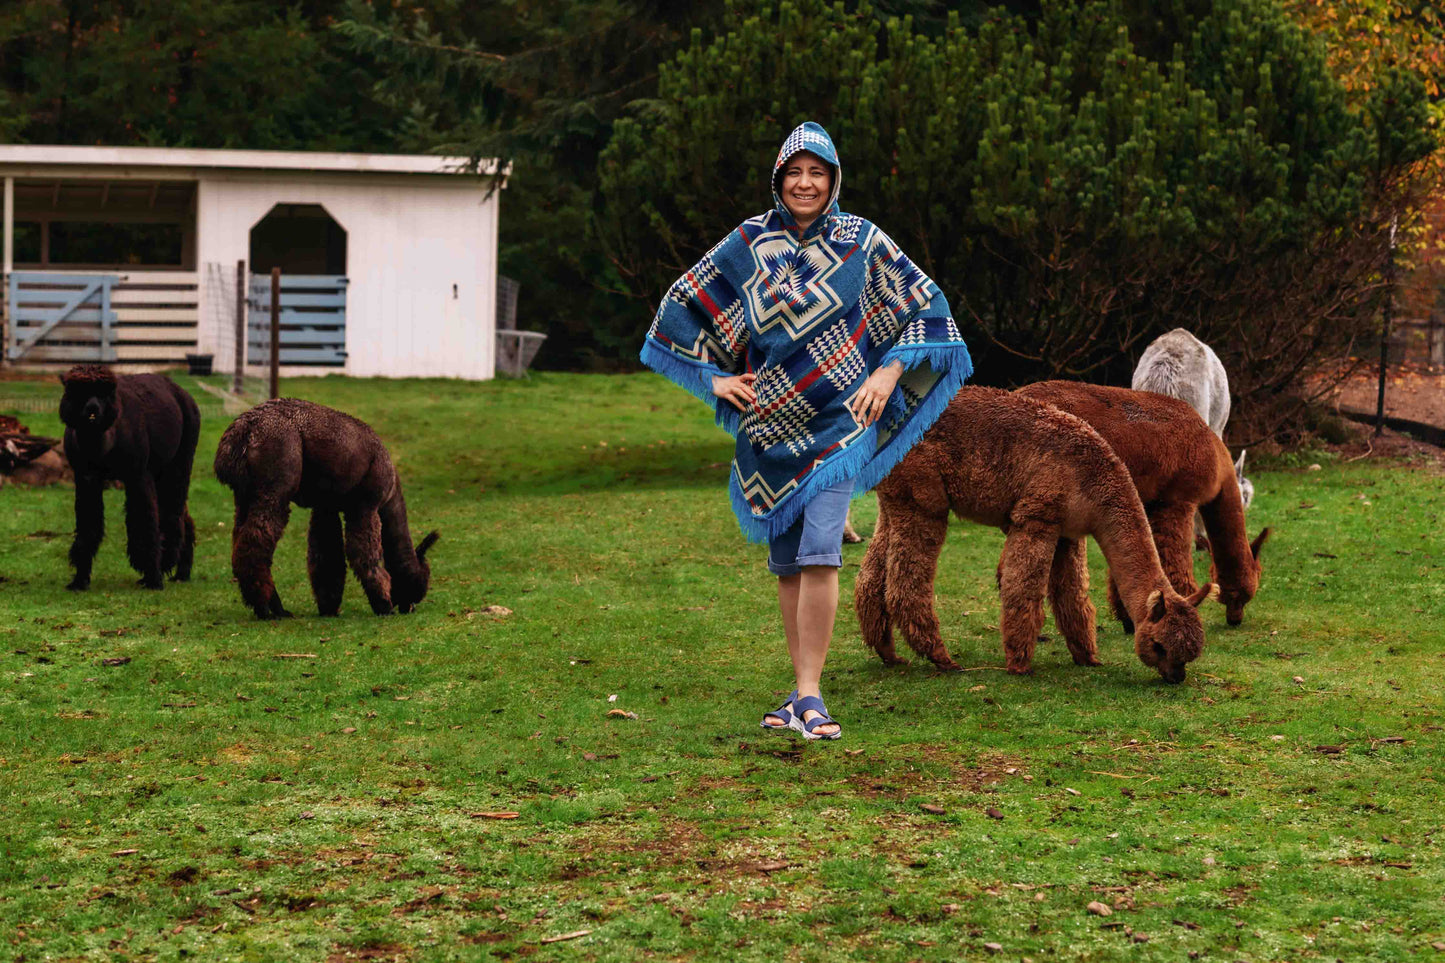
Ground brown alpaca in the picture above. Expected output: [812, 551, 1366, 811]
[58, 365, 199, 590]
[856, 387, 1215, 683]
[1015, 381, 1269, 628]
[213, 399, 438, 619]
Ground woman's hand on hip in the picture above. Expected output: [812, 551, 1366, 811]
[850, 361, 905, 427]
[712, 372, 758, 411]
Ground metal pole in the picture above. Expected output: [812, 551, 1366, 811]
[269, 267, 281, 400]
[1375, 216, 1398, 437]
[233, 259, 245, 395]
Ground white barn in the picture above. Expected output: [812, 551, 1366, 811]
[0, 146, 509, 380]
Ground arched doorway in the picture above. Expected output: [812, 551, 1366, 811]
[247, 204, 349, 367]
[249, 203, 346, 275]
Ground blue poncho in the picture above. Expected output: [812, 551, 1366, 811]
[641, 122, 973, 542]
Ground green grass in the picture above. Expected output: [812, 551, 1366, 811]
[1, 372, 1442, 962]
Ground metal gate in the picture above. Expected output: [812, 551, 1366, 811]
[5, 272, 120, 362]
[248, 274, 348, 367]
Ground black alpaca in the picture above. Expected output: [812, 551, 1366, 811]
[213, 399, 438, 619]
[58, 365, 200, 590]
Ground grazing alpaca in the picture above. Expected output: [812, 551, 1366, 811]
[58, 365, 199, 590]
[1016, 381, 1270, 627]
[213, 399, 438, 619]
[856, 387, 1214, 683]
[1132, 329, 1254, 540]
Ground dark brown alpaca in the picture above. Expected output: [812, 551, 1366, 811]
[58, 365, 199, 590]
[856, 387, 1215, 683]
[213, 399, 438, 619]
[1015, 381, 1269, 627]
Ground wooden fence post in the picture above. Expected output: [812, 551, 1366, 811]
[269, 267, 281, 400]
[233, 259, 245, 395]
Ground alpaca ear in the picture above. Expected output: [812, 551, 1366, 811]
[1235, 449, 1247, 479]
[1250, 527, 1271, 560]
[416, 531, 440, 560]
[1146, 590, 1166, 622]
[1186, 582, 1218, 607]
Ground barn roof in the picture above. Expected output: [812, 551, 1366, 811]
[0, 146, 505, 178]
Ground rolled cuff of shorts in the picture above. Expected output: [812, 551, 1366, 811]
[768, 552, 844, 577]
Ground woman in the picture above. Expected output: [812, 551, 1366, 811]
[641, 122, 972, 740]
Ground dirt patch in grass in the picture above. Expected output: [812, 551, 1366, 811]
[327, 944, 413, 962]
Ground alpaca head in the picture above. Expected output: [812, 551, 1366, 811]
[1134, 583, 1216, 683]
[58, 365, 120, 433]
[1235, 449, 1254, 510]
[1210, 527, 1270, 626]
[392, 531, 439, 613]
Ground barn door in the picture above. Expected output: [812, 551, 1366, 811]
[248, 274, 348, 367]
[6, 272, 120, 362]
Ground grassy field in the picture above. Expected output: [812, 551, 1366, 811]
[1, 371, 1442, 962]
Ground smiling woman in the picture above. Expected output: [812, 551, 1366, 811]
[640, 121, 973, 742]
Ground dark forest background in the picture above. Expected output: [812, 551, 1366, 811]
[2, 0, 1440, 435]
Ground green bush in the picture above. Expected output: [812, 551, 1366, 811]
[598, 0, 1434, 428]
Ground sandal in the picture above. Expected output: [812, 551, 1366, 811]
[792, 695, 842, 741]
[760, 690, 799, 731]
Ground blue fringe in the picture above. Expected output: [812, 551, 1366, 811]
[639, 339, 738, 435]
[729, 438, 876, 544]
[853, 342, 973, 495]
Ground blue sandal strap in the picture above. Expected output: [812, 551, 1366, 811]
[793, 696, 840, 735]
[760, 690, 800, 728]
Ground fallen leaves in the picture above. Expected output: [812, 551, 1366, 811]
[110, 849, 139, 857]
[99, 657, 131, 666]
[605, 708, 638, 720]
[985, 807, 1005, 820]
[919, 804, 946, 815]
[273, 653, 317, 660]
[1086, 901, 1112, 917]
[469, 811, 520, 820]
[755, 859, 790, 873]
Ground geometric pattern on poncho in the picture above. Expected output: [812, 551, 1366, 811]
[743, 228, 846, 340]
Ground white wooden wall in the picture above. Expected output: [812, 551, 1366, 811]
[195, 172, 501, 380]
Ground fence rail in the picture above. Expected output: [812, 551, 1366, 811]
[5, 270, 202, 364]
[247, 274, 348, 368]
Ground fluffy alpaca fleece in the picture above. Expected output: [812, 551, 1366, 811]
[213, 399, 437, 619]
[856, 387, 1215, 683]
[58, 365, 199, 590]
[1016, 381, 1269, 627]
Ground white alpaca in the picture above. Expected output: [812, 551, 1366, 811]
[1132, 329, 1255, 534]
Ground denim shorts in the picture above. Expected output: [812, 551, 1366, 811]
[767, 477, 855, 576]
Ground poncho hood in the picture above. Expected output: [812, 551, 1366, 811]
[641, 121, 973, 542]
[771, 122, 842, 233]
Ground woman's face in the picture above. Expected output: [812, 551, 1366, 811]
[779, 152, 832, 226]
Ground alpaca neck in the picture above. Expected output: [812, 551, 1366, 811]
[379, 484, 419, 575]
[1086, 479, 1171, 619]
[1198, 457, 1252, 581]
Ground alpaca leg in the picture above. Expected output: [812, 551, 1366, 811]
[231, 494, 292, 619]
[155, 455, 194, 576]
[308, 509, 347, 616]
[997, 524, 1056, 675]
[1150, 503, 1199, 596]
[124, 474, 164, 589]
[882, 505, 958, 670]
[343, 507, 393, 615]
[173, 509, 195, 582]
[855, 501, 903, 665]
[67, 477, 106, 591]
[1049, 537, 1100, 667]
[1106, 570, 1134, 635]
